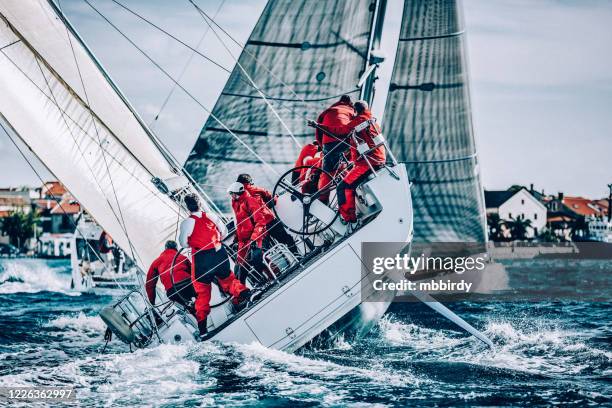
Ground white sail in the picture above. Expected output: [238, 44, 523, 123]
[0, 0, 175, 179]
[0, 1, 183, 269]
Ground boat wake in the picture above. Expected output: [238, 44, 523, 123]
[0, 259, 75, 295]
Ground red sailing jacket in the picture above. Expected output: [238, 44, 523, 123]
[316, 101, 355, 145]
[231, 191, 275, 247]
[187, 213, 221, 251]
[244, 184, 274, 208]
[145, 248, 191, 303]
[294, 143, 322, 182]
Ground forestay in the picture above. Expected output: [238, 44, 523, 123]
[0, 1, 183, 269]
[382, 0, 487, 242]
[185, 0, 375, 212]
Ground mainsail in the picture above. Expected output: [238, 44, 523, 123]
[184, 0, 376, 212]
[382, 0, 487, 242]
[0, 1, 184, 269]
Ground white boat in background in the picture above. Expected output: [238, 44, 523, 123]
[70, 213, 138, 295]
[586, 216, 612, 243]
[37, 232, 72, 258]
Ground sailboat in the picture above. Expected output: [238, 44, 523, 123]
[0, 0, 414, 351]
[69, 212, 139, 295]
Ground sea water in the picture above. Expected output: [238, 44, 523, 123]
[0, 258, 609, 406]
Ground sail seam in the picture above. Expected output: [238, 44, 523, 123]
[220, 89, 359, 103]
[404, 153, 477, 164]
[190, 0, 302, 149]
[399, 31, 464, 42]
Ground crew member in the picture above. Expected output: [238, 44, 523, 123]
[236, 174, 273, 208]
[292, 140, 322, 193]
[179, 194, 250, 338]
[145, 240, 195, 314]
[228, 182, 298, 280]
[310, 95, 355, 203]
[330, 100, 386, 223]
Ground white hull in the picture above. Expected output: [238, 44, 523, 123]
[104, 165, 412, 352]
[206, 165, 413, 351]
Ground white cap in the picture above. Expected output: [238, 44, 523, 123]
[227, 182, 245, 195]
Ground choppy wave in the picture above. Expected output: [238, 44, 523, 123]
[377, 313, 611, 378]
[0, 259, 75, 295]
[0, 259, 610, 406]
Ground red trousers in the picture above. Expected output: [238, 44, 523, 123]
[191, 246, 247, 323]
[337, 162, 371, 222]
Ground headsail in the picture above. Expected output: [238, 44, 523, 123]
[184, 0, 376, 212]
[0, 1, 183, 269]
[382, 0, 487, 242]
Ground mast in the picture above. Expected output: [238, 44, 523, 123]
[359, 0, 388, 105]
[608, 183, 612, 222]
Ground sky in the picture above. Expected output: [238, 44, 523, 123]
[0, 0, 610, 198]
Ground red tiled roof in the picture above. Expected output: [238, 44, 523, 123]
[50, 196, 80, 215]
[42, 181, 67, 198]
[562, 196, 603, 217]
[0, 210, 10, 217]
[593, 199, 609, 215]
[547, 215, 574, 223]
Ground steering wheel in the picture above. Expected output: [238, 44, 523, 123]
[272, 166, 340, 236]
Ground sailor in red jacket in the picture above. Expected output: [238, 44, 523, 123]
[312, 95, 355, 203]
[236, 173, 274, 208]
[145, 240, 195, 313]
[228, 182, 297, 282]
[327, 100, 386, 223]
[179, 194, 250, 338]
[292, 141, 322, 193]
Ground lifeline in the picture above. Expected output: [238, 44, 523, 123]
[373, 279, 473, 293]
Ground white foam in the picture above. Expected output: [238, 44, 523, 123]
[0, 259, 75, 295]
[378, 314, 611, 377]
[46, 312, 106, 332]
[237, 342, 422, 388]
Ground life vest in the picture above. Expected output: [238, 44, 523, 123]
[300, 151, 323, 184]
[349, 111, 386, 165]
[187, 213, 221, 251]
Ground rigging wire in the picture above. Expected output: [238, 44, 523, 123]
[188, 0, 302, 150]
[83, 0, 280, 176]
[107, 0, 334, 119]
[31, 54, 138, 261]
[149, 0, 227, 130]
[187, 0, 307, 105]
[0, 46, 182, 217]
[59, 0, 140, 266]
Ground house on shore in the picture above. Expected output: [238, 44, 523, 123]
[485, 187, 547, 239]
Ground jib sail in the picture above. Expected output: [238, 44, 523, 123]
[382, 0, 487, 242]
